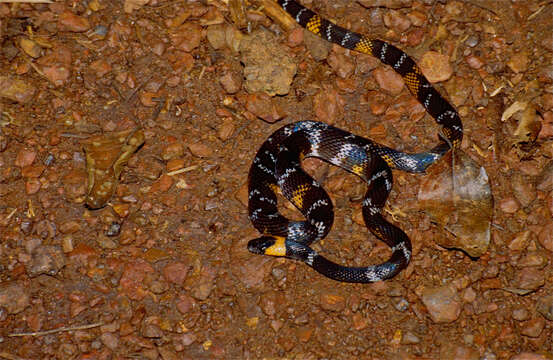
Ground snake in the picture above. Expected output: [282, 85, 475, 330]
[247, 0, 463, 283]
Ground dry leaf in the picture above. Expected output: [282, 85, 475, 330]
[418, 150, 493, 257]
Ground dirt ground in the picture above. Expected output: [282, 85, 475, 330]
[1, 0, 553, 359]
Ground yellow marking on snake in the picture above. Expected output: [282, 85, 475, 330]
[268, 183, 281, 195]
[381, 154, 394, 167]
[403, 72, 420, 95]
[351, 164, 365, 176]
[291, 184, 310, 209]
[354, 37, 373, 54]
[264, 236, 286, 256]
[306, 15, 322, 34]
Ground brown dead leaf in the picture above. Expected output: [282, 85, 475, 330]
[418, 150, 493, 257]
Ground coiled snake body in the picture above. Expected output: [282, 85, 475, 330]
[247, 0, 463, 283]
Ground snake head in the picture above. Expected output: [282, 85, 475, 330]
[247, 236, 286, 256]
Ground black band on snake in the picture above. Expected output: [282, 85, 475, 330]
[247, 0, 463, 283]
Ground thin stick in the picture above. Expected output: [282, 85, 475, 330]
[8, 322, 103, 337]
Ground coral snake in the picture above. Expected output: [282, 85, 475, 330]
[247, 0, 463, 283]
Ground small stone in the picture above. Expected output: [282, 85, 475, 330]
[512, 267, 545, 292]
[507, 52, 529, 73]
[162, 262, 190, 286]
[287, 28, 304, 47]
[465, 55, 485, 69]
[313, 85, 343, 124]
[15, 148, 36, 167]
[512, 307, 530, 321]
[260, 291, 278, 317]
[320, 293, 345, 312]
[27, 245, 66, 277]
[100, 332, 119, 350]
[520, 318, 545, 338]
[383, 10, 411, 32]
[509, 231, 532, 251]
[120, 260, 155, 300]
[89, 59, 112, 78]
[511, 173, 536, 207]
[536, 295, 553, 321]
[419, 51, 453, 83]
[149, 174, 173, 193]
[180, 333, 197, 346]
[142, 323, 163, 338]
[58, 11, 91, 32]
[0, 282, 30, 314]
[245, 93, 285, 123]
[176, 294, 196, 314]
[538, 222, 553, 252]
[218, 119, 235, 141]
[517, 252, 547, 268]
[219, 72, 242, 94]
[188, 142, 213, 158]
[351, 312, 368, 330]
[462, 287, 476, 303]
[327, 52, 355, 79]
[296, 327, 313, 342]
[401, 331, 420, 344]
[171, 23, 202, 52]
[373, 67, 404, 95]
[191, 265, 217, 300]
[420, 285, 462, 323]
[440, 344, 479, 360]
[207, 24, 226, 50]
[498, 197, 520, 213]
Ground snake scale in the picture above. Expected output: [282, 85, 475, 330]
[247, 0, 463, 283]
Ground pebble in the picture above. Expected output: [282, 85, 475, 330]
[313, 85, 343, 124]
[512, 307, 530, 321]
[119, 260, 155, 300]
[100, 332, 119, 350]
[20, 37, 41, 58]
[176, 294, 196, 314]
[26, 245, 65, 277]
[511, 268, 545, 292]
[420, 285, 462, 323]
[241, 29, 297, 96]
[419, 51, 453, 83]
[162, 261, 190, 286]
[244, 93, 285, 123]
[519, 318, 545, 338]
[219, 72, 242, 94]
[260, 291, 278, 317]
[15, 148, 36, 167]
[0, 76, 34, 103]
[498, 197, 520, 213]
[320, 293, 346, 312]
[89, 59, 112, 78]
[465, 55, 485, 69]
[440, 344, 479, 360]
[511, 173, 536, 207]
[351, 312, 368, 331]
[373, 67, 404, 95]
[327, 52, 355, 79]
[303, 30, 331, 61]
[401, 330, 420, 344]
[383, 10, 412, 33]
[191, 264, 217, 300]
[170, 23, 202, 52]
[538, 222, 553, 252]
[509, 230, 532, 251]
[507, 52, 529, 74]
[58, 11, 91, 32]
[0, 282, 30, 314]
[536, 295, 553, 321]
